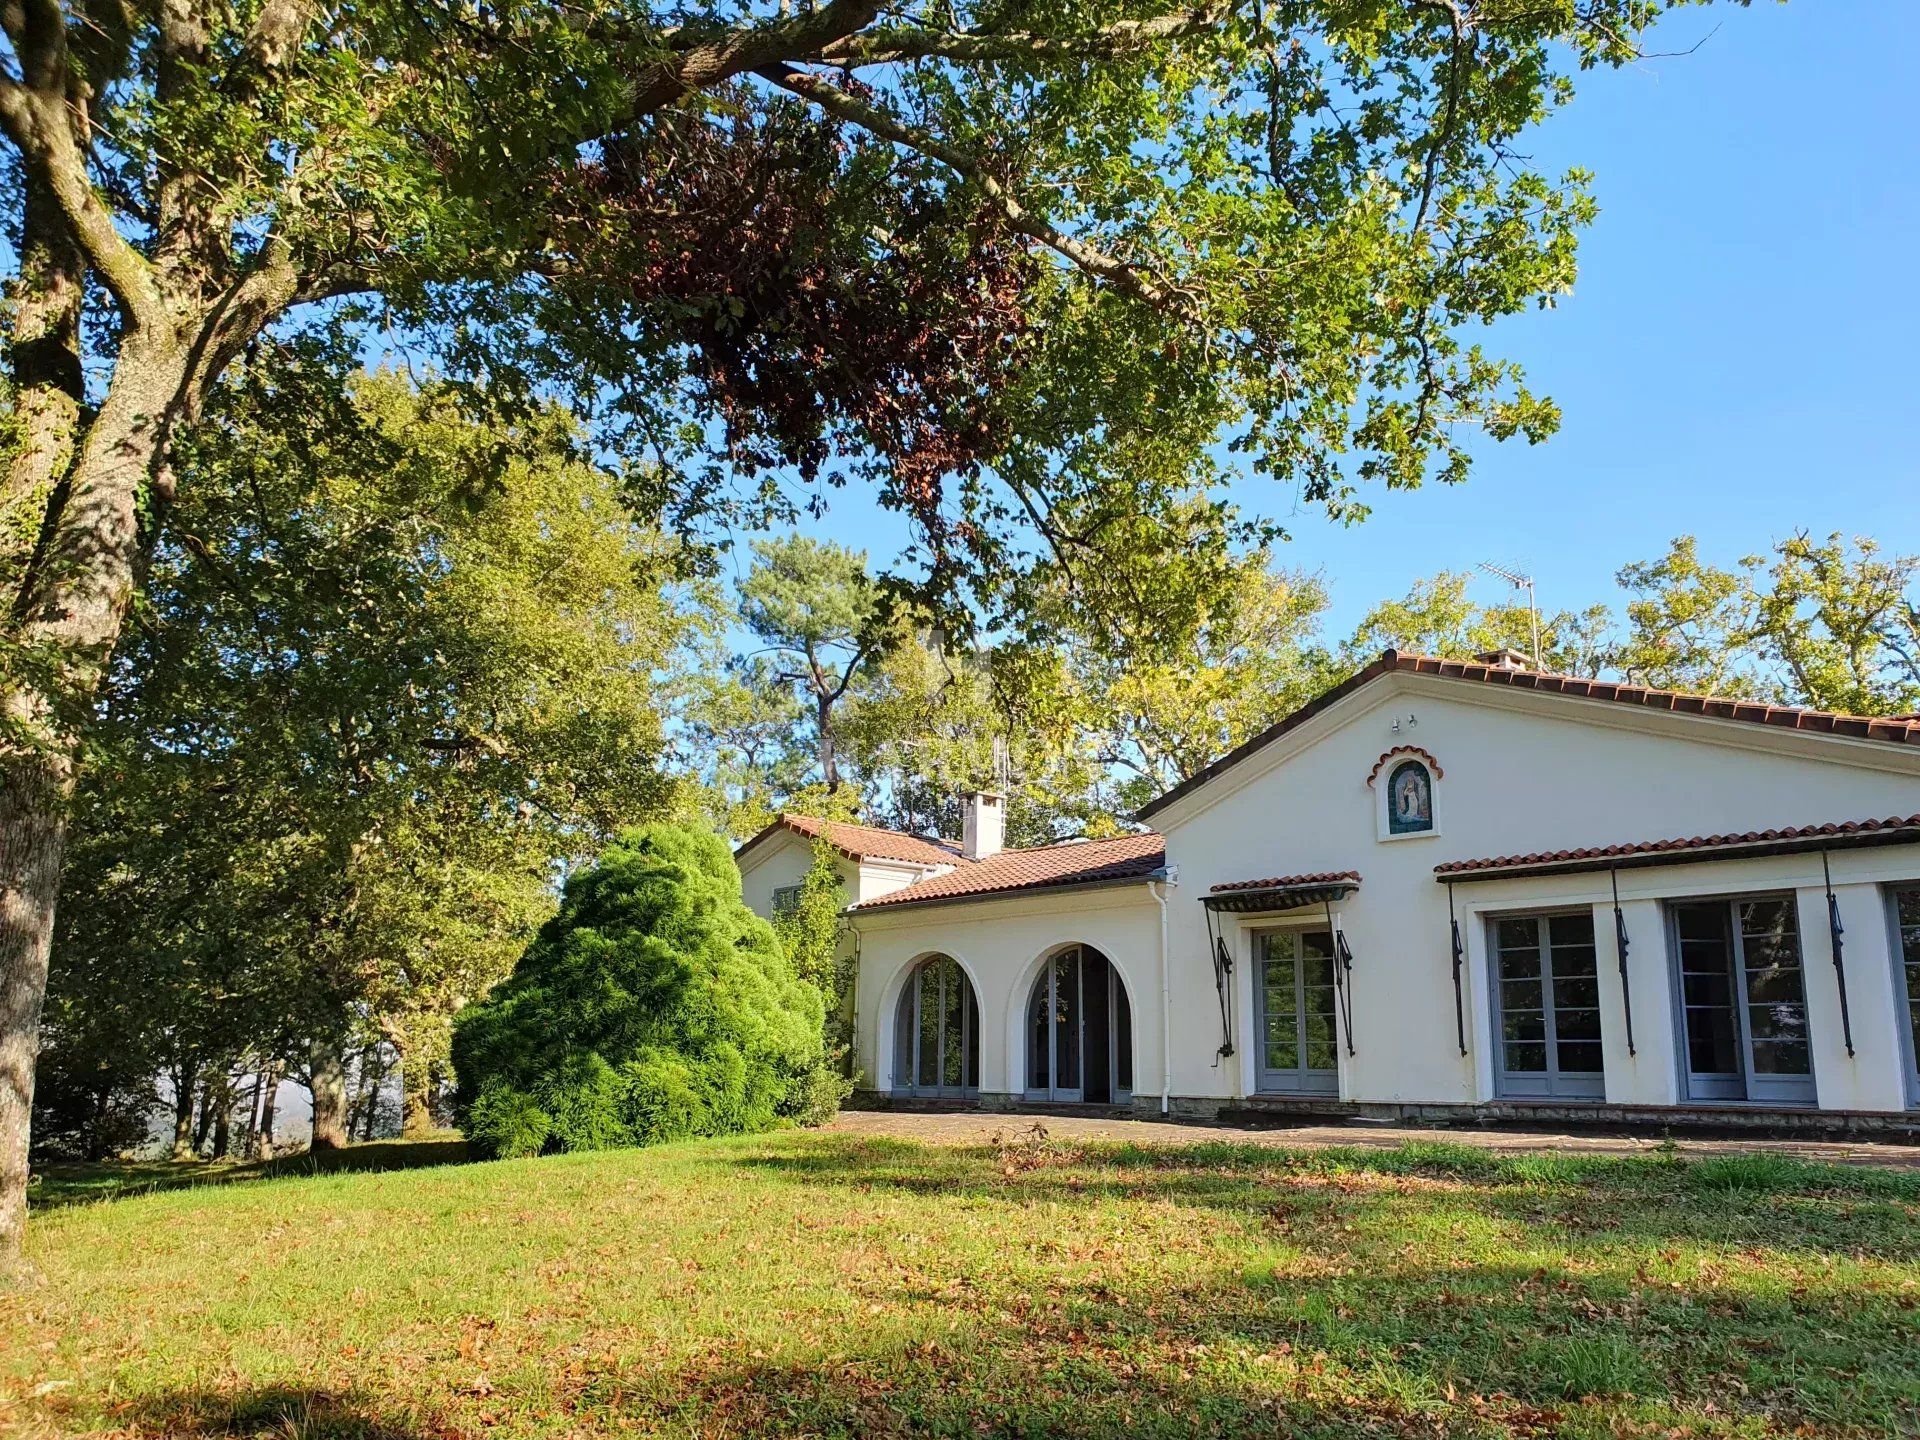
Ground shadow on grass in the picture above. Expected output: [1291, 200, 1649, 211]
[29, 1135, 473, 1210]
[111, 1387, 438, 1440]
[722, 1132, 1920, 1261]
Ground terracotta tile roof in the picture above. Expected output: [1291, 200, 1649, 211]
[1135, 649, 1920, 822]
[1211, 870, 1363, 894]
[1435, 814, 1920, 882]
[856, 832, 1167, 911]
[736, 814, 961, 869]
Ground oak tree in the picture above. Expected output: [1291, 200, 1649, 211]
[0, 0, 1702, 1256]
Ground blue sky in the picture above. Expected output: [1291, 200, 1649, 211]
[762, 2, 1920, 639]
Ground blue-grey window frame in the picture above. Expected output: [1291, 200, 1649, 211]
[1664, 894, 1817, 1107]
[1486, 908, 1607, 1100]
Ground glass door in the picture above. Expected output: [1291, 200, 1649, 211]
[1028, 948, 1084, 1101]
[1890, 889, 1919, 1107]
[895, 956, 979, 1098]
[1490, 912, 1604, 1098]
[1254, 930, 1338, 1095]
[1669, 897, 1814, 1105]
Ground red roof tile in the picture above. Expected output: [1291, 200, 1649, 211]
[856, 832, 1167, 911]
[1211, 870, 1362, 894]
[736, 814, 961, 869]
[1435, 814, 1920, 881]
[1135, 650, 1920, 821]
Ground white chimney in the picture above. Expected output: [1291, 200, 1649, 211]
[1474, 646, 1534, 673]
[961, 791, 1005, 861]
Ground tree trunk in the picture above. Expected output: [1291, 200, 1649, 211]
[211, 1079, 232, 1159]
[0, 338, 192, 1261]
[308, 1036, 349, 1151]
[242, 1070, 264, 1157]
[254, 1063, 281, 1161]
[393, 1014, 447, 1138]
[817, 691, 839, 791]
[359, 1052, 383, 1142]
[400, 1041, 436, 1138]
[192, 1075, 217, 1154]
[170, 1059, 198, 1161]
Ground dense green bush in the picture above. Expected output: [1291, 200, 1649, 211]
[451, 822, 829, 1159]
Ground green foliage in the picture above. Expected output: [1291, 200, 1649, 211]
[1344, 570, 1614, 676]
[38, 354, 683, 1157]
[1617, 533, 1920, 713]
[451, 822, 828, 1159]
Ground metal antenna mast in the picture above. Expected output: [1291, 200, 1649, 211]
[1477, 560, 1540, 670]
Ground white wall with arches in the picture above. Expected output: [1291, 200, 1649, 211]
[852, 887, 1163, 1103]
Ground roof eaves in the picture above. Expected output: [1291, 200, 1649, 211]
[852, 866, 1170, 915]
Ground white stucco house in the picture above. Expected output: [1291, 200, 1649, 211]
[738, 649, 1920, 1126]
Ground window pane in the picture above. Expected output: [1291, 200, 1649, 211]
[1683, 970, 1733, 1008]
[1504, 1041, 1547, 1073]
[1676, 903, 1730, 945]
[1499, 949, 1542, 982]
[1555, 1006, 1602, 1041]
[1751, 1038, 1811, 1075]
[1502, 1009, 1545, 1043]
[1267, 1041, 1298, 1071]
[1501, 978, 1543, 1012]
[1550, 943, 1599, 981]
[1549, 913, 1597, 951]
[1028, 980, 1050, 1090]
[1497, 917, 1540, 952]
[1554, 976, 1600, 1010]
[1685, 1005, 1740, 1075]
[1899, 889, 1920, 930]
[1114, 979, 1132, 1091]
[1557, 1040, 1603, 1074]
[1747, 1001, 1808, 1043]
[1054, 955, 1081, 1090]
[941, 966, 966, 1087]
[917, 967, 941, 1087]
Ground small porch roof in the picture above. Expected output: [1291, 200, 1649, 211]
[1201, 871, 1362, 914]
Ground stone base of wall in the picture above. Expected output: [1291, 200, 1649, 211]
[848, 1088, 1920, 1142]
[1218, 1094, 1920, 1143]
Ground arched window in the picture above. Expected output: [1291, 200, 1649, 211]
[1386, 759, 1434, 835]
[1026, 945, 1133, 1104]
[893, 956, 979, 1097]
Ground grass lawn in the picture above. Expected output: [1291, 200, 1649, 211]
[5, 1129, 1919, 1438]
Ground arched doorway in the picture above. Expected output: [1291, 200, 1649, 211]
[892, 955, 980, 1098]
[1026, 945, 1133, 1104]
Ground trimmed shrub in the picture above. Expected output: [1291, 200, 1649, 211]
[451, 822, 828, 1159]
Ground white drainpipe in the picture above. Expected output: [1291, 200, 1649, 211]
[1149, 866, 1178, 1115]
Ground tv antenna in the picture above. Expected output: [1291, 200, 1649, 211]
[1477, 560, 1541, 670]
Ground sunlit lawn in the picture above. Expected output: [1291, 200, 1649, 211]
[6, 1128, 1920, 1437]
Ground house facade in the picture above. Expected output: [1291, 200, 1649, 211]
[737, 650, 1920, 1124]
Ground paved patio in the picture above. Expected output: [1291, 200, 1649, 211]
[826, 1107, 1920, 1168]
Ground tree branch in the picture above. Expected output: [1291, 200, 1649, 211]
[814, 6, 1226, 67]
[756, 64, 1189, 314]
[615, 0, 882, 118]
[0, 75, 166, 327]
